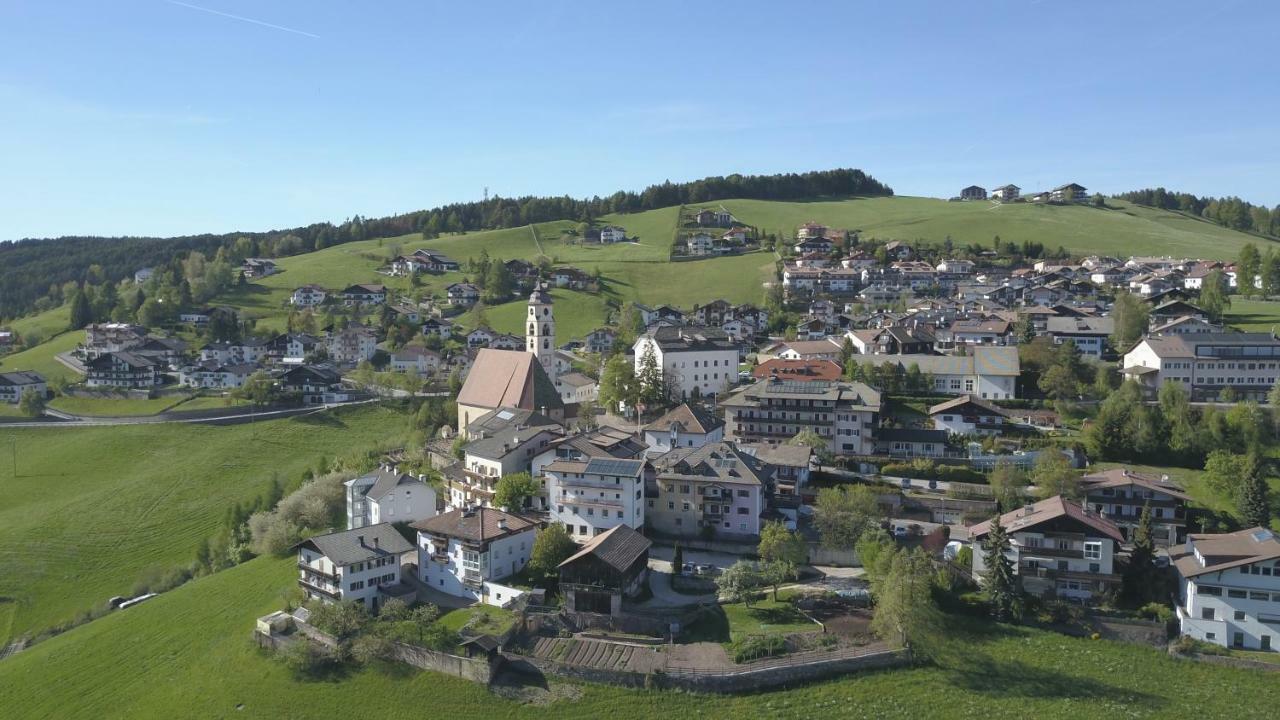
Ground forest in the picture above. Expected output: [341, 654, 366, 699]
[0, 168, 891, 321]
[1114, 187, 1280, 238]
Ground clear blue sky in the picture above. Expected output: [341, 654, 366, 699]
[2, 1, 1277, 240]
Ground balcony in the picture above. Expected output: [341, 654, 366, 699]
[429, 552, 450, 564]
[556, 475, 629, 491]
[560, 493, 624, 509]
[299, 578, 341, 600]
[1019, 545, 1084, 560]
[298, 562, 338, 582]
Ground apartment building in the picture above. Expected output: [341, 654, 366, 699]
[1122, 332, 1280, 401]
[414, 507, 536, 607]
[721, 378, 882, 456]
[647, 442, 770, 541]
[544, 457, 646, 540]
[1173, 528, 1280, 651]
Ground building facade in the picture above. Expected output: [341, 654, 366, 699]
[1173, 528, 1280, 651]
[545, 457, 646, 540]
[296, 523, 414, 611]
[721, 379, 881, 456]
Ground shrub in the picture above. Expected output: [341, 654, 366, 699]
[307, 600, 369, 640]
[248, 511, 303, 556]
[730, 634, 787, 663]
[1137, 602, 1174, 624]
[351, 633, 394, 664]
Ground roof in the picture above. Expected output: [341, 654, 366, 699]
[413, 507, 535, 543]
[558, 524, 652, 573]
[850, 347, 1020, 378]
[741, 442, 813, 469]
[641, 326, 737, 352]
[928, 394, 1007, 417]
[776, 338, 843, 356]
[353, 466, 430, 502]
[1045, 316, 1114, 336]
[298, 523, 413, 566]
[464, 407, 563, 459]
[646, 403, 724, 435]
[0, 371, 46, 387]
[92, 351, 156, 369]
[876, 427, 948, 444]
[1173, 527, 1280, 579]
[457, 349, 564, 412]
[721, 379, 881, 412]
[752, 359, 843, 382]
[969, 496, 1124, 543]
[1080, 467, 1190, 502]
[652, 442, 772, 487]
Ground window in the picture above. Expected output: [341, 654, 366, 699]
[1234, 611, 1247, 621]
[737, 507, 749, 515]
[1197, 585, 1222, 596]
[737, 489, 749, 498]
[1201, 608, 1215, 620]
[1228, 589, 1248, 599]
[1083, 542, 1102, 560]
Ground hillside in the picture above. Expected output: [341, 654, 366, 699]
[0, 404, 412, 646]
[721, 196, 1275, 260]
[3, 555, 1278, 719]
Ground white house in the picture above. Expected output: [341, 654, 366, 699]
[1121, 332, 1280, 401]
[390, 346, 441, 375]
[290, 285, 327, 307]
[1045, 316, 1113, 359]
[326, 326, 378, 365]
[632, 326, 739, 401]
[0, 371, 46, 404]
[847, 346, 1020, 400]
[296, 523, 415, 612]
[178, 361, 255, 389]
[414, 507, 536, 607]
[545, 457, 646, 540]
[929, 395, 1008, 436]
[642, 403, 725, 457]
[345, 464, 439, 529]
[599, 225, 627, 243]
[970, 496, 1123, 602]
[1173, 527, 1280, 651]
[721, 379, 882, 456]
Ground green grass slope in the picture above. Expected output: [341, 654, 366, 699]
[3, 555, 1278, 719]
[0, 329, 83, 382]
[723, 196, 1274, 260]
[0, 403, 411, 645]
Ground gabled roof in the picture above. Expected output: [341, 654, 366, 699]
[1173, 527, 1280, 579]
[1080, 467, 1191, 502]
[413, 507, 535, 543]
[457, 349, 564, 412]
[298, 523, 413, 565]
[645, 403, 722, 435]
[0, 371, 46, 387]
[928, 394, 1007, 417]
[969, 495, 1124, 543]
[558, 524, 651, 572]
[352, 466, 431, 502]
[652, 442, 772, 487]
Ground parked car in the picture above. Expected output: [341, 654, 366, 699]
[681, 562, 696, 576]
[696, 563, 718, 576]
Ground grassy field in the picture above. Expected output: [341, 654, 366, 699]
[47, 394, 192, 417]
[4, 304, 71, 343]
[722, 196, 1275, 261]
[0, 329, 83, 382]
[0, 403, 412, 646]
[3, 555, 1279, 718]
[480, 287, 612, 340]
[1225, 298, 1280, 332]
[437, 605, 515, 637]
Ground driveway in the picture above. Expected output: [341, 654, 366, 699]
[642, 564, 717, 607]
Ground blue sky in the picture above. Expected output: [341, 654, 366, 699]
[2, 1, 1277, 240]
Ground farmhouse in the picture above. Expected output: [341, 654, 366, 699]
[558, 524, 652, 617]
[296, 523, 414, 611]
[447, 282, 481, 307]
[414, 507, 536, 607]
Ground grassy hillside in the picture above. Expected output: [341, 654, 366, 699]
[1225, 298, 1280, 333]
[722, 196, 1274, 261]
[0, 330, 82, 382]
[3, 555, 1278, 719]
[0, 403, 411, 645]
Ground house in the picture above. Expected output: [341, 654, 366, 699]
[411, 249, 460, 272]
[721, 227, 748, 244]
[584, 328, 617, 355]
[970, 495, 1124, 602]
[414, 507, 536, 606]
[1051, 183, 1088, 203]
[847, 346, 1021, 399]
[1045, 316, 1114, 359]
[455, 349, 565, 432]
[178, 361, 255, 389]
[693, 207, 732, 227]
[648, 442, 770, 541]
[241, 258, 278, 279]
[421, 317, 455, 339]
[290, 285, 327, 307]
[345, 463, 439, 529]
[86, 352, 158, 388]
[796, 222, 828, 240]
[200, 338, 268, 366]
[929, 395, 1008, 436]
[763, 338, 843, 362]
[643, 403, 725, 456]
[557, 372, 598, 404]
[874, 428, 949, 458]
[278, 364, 347, 404]
[846, 326, 934, 355]
[1172, 527, 1280, 651]
[1121, 332, 1280, 401]
[1150, 316, 1219, 336]
[82, 323, 148, 358]
[751, 359, 843, 383]
[545, 457, 647, 540]
[0, 371, 46, 404]
[296, 523, 415, 611]
[960, 185, 987, 201]
[739, 442, 812, 500]
[1080, 468, 1189, 547]
[340, 284, 388, 307]
[452, 408, 564, 511]
[266, 332, 320, 364]
[550, 266, 591, 289]
[390, 346, 442, 375]
[557, 524, 651, 617]
[687, 233, 716, 256]
[632, 326, 739, 402]
[489, 334, 523, 351]
[947, 319, 1013, 347]
[446, 283, 481, 307]
[388, 303, 423, 325]
[793, 237, 835, 255]
[326, 326, 378, 365]
[884, 241, 913, 260]
[598, 225, 627, 243]
[991, 184, 1020, 201]
[466, 327, 496, 348]
[721, 379, 882, 456]
[133, 267, 154, 284]
[936, 259, 975, 274]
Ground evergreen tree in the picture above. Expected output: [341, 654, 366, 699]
[1199, 269, 1231, 322]
[68, 288, 92, 330]
[1238, 243, 1261, 298]
[1121, 503, 1156, 607]
[1238, 454, 1271, 529]
[636, 343, 664, 407]
[981, 514, 1023, 622]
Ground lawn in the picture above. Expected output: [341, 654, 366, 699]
[480, 287, 614, 340]
[48, 394, 191, 417]
[168, 395, 251, 412]
[3, 556, 1279, 718]
[4, 304, 71, 344]
[437, 605, 515, 637]
[1225, 298, 1280, 333]
[0, 403, 412, 646]
[681, 595, 820, 645]
[0, 330, 83, 382]
[721, 196, 1276, 261]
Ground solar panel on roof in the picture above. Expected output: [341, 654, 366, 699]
[586, 458, 642, 476]
[496, 410, 515, 420]
[1252, 529, 1274, 543]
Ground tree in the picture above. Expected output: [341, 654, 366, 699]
[68, 288, 93, 330]
[672, 542, 683, 575]
[1108, 291, 1149, 351]
[813, 484, 883, 550]
[18, 388, 45, 417]
[493, 472, 539, 511]
[855, 526, 895, 583]
[1032, 450, 1079, 500]
[788, 428, 832, 464]
[758, 521, 807, 599]
[869, 548, 941, 659]
[716, 560, 763, 607]
[598, 354, 639, 414]
[234, 370, 278, 410]
[636, 343, 665, 407]
[528, 524, 576, 578]
[1038, 364, 1079, 401]
[1238, 454, 1271, 529]
[1204, 450, 1249, 503]
[980, 514, 1023, 622]
[1120, 503, 1156, 607]
[989, 462, 1029, 512]
[1238, 243, 1261, 298]
[1199, 269, 1231, 322]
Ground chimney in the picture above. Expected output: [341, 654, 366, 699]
[498, 518, 508, 531]
[1021, 503, 1034, 517]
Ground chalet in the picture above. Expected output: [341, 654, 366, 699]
[0, 371, 46, 404]
[936, 259, 975, 274]
[278, 364, 347, 404]
[466, 327, 496, 347]
[489, 333, 523, 351]
[648, 442, 770, 541]
[643, 403, 725, 456]
[721, 227, 748, 244]
[326, 326, 378, 365]
[265, 332, 320, 364]
[929, 395, 1008, 436]
[1081, 467, 1189, 546]
[687, 233, 716, 256]
[884, 241, 913, 260]
[421, 317, 455, 339]
[991, 184, 1020, 201]
[241, 258, 278, 279]
[414, 507, 537, 606]
[1045, 316, 1113, 359]
[793, 237, 835, 255]
[86, 352, 158, 388]
[551, 266, 591, 289]
[960, 185, 987, 201]
[446, 282, 481, 306]
[412, 249, 460, 272]
[201, 338, 268, 366]
[82, 323, 148, 358]
[599, 225, 627, 243]
[558, 524, 651, 617]
[296, 523, 414, 611]
[340, 284, 388, 307]
[584, 328, 617, 355]
[796, 222, 828, 240]
[1051, 183, 1088, 203]
[721, 379, 882, 456]
[971, 495, 1124, 602]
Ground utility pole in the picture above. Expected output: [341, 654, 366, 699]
[9, 436, 15, 478]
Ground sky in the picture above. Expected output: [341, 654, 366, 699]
[1, 0, 1278, 240]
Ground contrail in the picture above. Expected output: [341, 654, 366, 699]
[164, 0, 321, 39]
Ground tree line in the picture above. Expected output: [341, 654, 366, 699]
[0, 168, 891, 321]
[1115, 187, 1280, 238]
